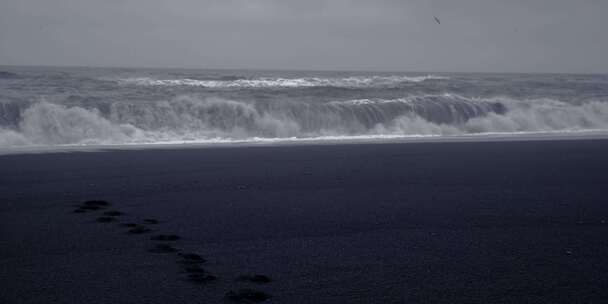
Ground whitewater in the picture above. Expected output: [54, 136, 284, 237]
[1, 67, 607, 149]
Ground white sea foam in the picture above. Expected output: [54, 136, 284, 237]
[1, 95, 608, 149]
[117, 75, 448, 88]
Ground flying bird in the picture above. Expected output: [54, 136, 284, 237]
[434, 16, 441, 24]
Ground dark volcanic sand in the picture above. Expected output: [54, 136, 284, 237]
[1, 139, 608, 303]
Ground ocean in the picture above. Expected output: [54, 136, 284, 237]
[1, 66, 607, 149]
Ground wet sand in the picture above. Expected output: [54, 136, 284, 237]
[1, 139, 608, 303]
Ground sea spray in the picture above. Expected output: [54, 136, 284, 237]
[1, 94, 607, 147]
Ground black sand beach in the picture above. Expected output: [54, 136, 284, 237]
[1, 139, 608, 303]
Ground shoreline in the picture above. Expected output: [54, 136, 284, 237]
[2, 130, 608, 156]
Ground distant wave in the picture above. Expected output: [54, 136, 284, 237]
[2, 94, 608, 148]
[0, 71, 19, 79]
[117, 75, 448, 88]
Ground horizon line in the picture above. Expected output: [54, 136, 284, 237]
[0, 63, 606, 76]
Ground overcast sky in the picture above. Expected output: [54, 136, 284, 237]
[0, 0, 606, 73]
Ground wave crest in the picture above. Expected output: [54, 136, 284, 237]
[19, 102, 145, 145]
[117, 75, 448, 88]
[1, 95, 608, 148]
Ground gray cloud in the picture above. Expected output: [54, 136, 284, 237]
[0, 0, 606, 73]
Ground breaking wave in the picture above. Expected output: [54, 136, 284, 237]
[117, 75, 448, 88]
[1, 94, 608, 148]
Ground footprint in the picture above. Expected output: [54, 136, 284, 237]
[149, 244, 180, 253]
[186, 273, 217, 284]
[103, 210, 124, 216]
[81, 205, 103, 211]
[151, 234, 180, 241]
[237, 275, 272, 284]
[128, 226, 152, 234]
[83, 200, 110, 206]
[143, 219, 159, 225]
[225, 289, 271, 302]
[183, 265, 206, 273]
[96, 216, 117, 223]
[178, 253, 206, 264]
[73, 201, 110, 213]
[83, 200, 110, 207]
